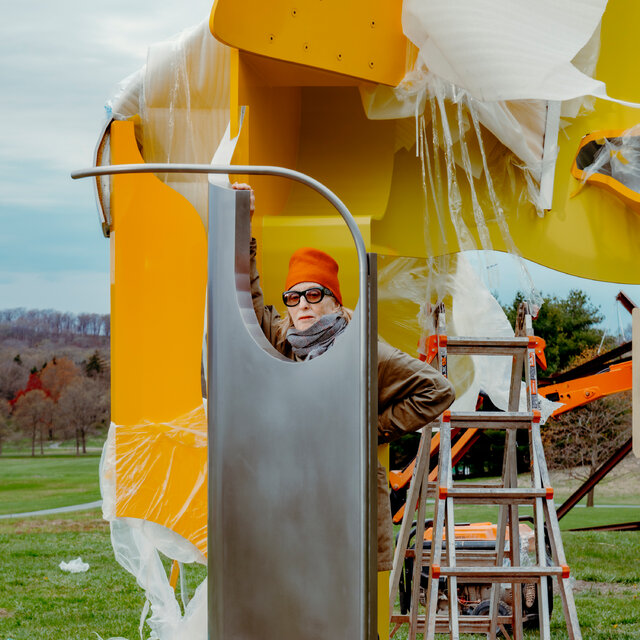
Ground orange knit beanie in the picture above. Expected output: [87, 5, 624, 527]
[285, 247, 342, 305]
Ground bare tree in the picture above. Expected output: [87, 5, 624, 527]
[0, 359, 30, 400]
[0, 308, 111, 344]
[0, 398, 12, 455]
[100, 314, 111, 338]
[13, 390, 55, 456]
[542, 392, 631, 506]
[55, 377, 109, 454]
[40, 356, 79, 401]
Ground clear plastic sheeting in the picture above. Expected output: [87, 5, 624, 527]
[415, 84, 543, 309]
[107, 19, 231, 225]
[401, 0, 608, 103]
[362, 68, 546, 318]
[101, 408, 208, 639]
[361, 69, 550, 177]
[377, 253, 559, 423]
[579, 125, 640, 194]
[361, 1, 608, 189]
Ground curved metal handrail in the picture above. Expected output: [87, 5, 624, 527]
[71, 163, 368, 305]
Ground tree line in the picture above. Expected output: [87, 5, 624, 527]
[0, 308, 110, 344]
[0, 310, 111, 456]
[1, 292, 632, 502]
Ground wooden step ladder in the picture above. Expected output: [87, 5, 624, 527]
[389, 303, 582, 640]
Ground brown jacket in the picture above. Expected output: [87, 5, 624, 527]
[250, 239, 455, 570]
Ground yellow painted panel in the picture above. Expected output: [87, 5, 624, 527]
[260, 215, 370, 312]
[110, 120, 207, 425]
[110, 121, 208, 554]
[211, 0, 408, 86]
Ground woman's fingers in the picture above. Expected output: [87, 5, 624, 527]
[231, 182, 255, 216]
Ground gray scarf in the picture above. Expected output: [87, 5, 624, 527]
[286, 312, 348, 360]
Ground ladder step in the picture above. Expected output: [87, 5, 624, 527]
[443, 487, 552, 503]
[447, 336, 531, 355]
[432, 565, 569, 581]
[405, 547, 500, 559]
[390, 614, 515, 633]
[447, 411, 535, 429]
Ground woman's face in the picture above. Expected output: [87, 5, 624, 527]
[286, 281, 340, 331]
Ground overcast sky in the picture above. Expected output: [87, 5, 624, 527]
[1, 1, 638, 336]
[0, 0, 212, 315]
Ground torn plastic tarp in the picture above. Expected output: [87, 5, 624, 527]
[402, 0, 609, 103]
[572, 124, 640, 213]
[377, 252, 560, 423]
[362, 2, 606, 179]
[107, 19, 231, 225]
[101, 409, 208, 639]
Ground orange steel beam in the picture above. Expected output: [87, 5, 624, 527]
[539, 360, 632, 416]
[388, 431, 448, 492]
[391, 428, 480, 524]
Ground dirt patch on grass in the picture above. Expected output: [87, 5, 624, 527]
[571, 580, 640, 595]
[0, 608, 15, 618]
[0, 517, 109, 534]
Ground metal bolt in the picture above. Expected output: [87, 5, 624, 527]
[369, 61, 374, 68]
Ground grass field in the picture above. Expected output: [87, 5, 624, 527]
[0, 511, 144, 640]
[0, 455, 638, 639]
[0, 456, 102, 515]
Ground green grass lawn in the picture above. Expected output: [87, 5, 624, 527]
[0, 512, 638, 640]
[0, 510, 205, 640]
[0, 456, 101, 515]
[0, 455, 638, 638]
[0, 511, 143, 640]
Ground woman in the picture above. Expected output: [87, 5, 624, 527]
[233, 183, 455, 571]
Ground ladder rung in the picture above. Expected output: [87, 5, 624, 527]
[446, 336, 531, 354]
[445, 487, 551, 503]
[390, 614, 515, 633]
[448, 411, 534, 429]
[433, 565, 568, 580]
[406, 547, 501, 559]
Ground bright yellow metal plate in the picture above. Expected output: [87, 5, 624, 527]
[238, 0, 640, 289]
[211, 0, 409, 86]
[110, 121, 208, 555]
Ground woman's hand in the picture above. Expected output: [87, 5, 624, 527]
[231, 182, 255, 219]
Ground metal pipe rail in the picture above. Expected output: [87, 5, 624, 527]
[70, 163, 368, 300]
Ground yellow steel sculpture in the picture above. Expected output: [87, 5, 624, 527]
[106, 0, 640, 636]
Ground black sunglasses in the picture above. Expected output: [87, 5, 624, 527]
[282, 287, 334, 307]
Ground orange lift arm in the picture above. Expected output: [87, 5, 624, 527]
[539, 360, 632, 416]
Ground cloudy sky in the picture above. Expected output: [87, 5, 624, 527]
[1, 1, 638, 337]
[0, 0, 212, 315]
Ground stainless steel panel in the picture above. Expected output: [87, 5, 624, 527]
[207, 183, 376, 640]
[70, 163, 377, 639]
